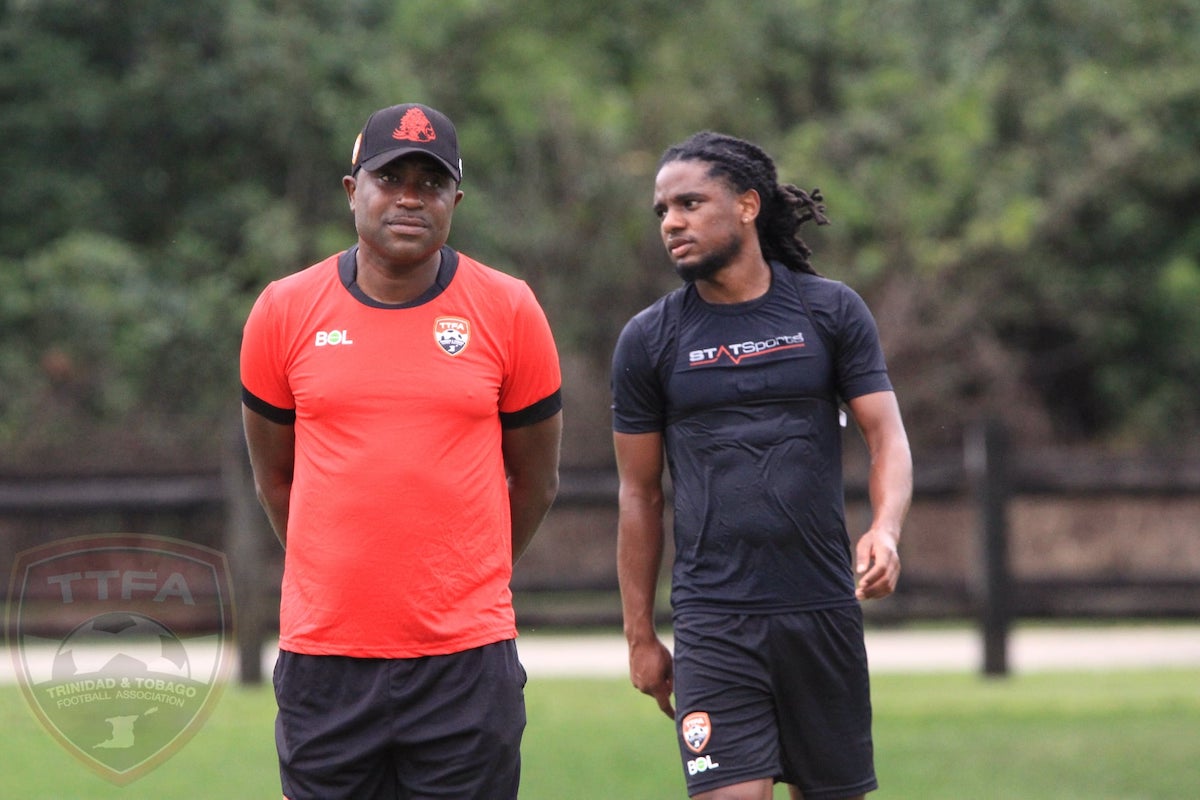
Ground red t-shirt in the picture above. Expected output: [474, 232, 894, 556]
[240, 247, 561, 657]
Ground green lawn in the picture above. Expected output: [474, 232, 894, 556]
[1, 669, 1197, 798]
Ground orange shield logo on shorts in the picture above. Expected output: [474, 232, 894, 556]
[6, 534, 234, 785]
[681, 711, 711, 754]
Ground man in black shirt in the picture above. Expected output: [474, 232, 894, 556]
[612, 131, 912, 800]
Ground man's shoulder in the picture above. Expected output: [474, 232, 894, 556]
[789, 268, 853, 299]
[626, 285, 688, 330]
[613, 287, 690, 370]
[264, 252, 342, 296]
[246, 253, 342, 322]
[785, 268, 873, 322]
[453, 250, 530, 293]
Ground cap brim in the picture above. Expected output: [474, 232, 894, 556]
[358, 148, 461, 182]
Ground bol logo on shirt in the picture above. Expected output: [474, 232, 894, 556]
[314, 329, 353, 346]
[434, 317, 470, 356]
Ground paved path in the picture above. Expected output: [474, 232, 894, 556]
[5, 625, 1198, 683]
[515, 624, 1200, 678]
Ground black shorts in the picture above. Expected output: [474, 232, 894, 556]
[672, 606, 877, 799]
[274, 639, 527, 800]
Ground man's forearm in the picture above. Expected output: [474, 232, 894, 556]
[617, 493, 666, 643]
[868, 436, 912, 541]
[509, 472, 559, 563]
[256, 481, 291, 548]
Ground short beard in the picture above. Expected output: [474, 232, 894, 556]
[673, 234, 741, 283]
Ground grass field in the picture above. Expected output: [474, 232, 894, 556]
[1, 668, 1197, 798]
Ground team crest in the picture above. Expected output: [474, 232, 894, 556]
[6, 534, 234, 785]
[434, 316, 470, 356]
[681, 711, 712, 754]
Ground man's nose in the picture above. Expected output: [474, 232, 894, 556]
[661, 207, 683, 232]
[395, 182, 424, 206]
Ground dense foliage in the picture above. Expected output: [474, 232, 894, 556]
[2, 0, 1197, 469]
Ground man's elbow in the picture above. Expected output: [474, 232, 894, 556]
[510, 465, 559, 504]
[254, 475, 291, 515]
[539, 468, 561, 510]
[618, 482, 664, 515]
[253, 480, 272, 514]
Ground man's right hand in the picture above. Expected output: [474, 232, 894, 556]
[628, 637, 675, 718]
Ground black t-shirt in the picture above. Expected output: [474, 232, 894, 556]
[611, 261, 893, 613]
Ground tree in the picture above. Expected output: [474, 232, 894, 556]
[1, 0, 1197, 469]
[0, 0, 375, 466]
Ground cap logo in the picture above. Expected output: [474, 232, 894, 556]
[393, 107, 438, 144]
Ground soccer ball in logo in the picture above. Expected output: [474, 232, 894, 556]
[434, 316, 470, 355]
[51, 612, 190, 681]
[681, 711, 712, 753]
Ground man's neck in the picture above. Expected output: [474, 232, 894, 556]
[694, 256, 772, 305]
[354, 247, 441, 304]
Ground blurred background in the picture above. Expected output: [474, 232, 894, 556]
[2, 0, 1198, 668]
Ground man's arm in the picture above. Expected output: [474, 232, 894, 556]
[614, 430, 675, 718]
[502, 411, 563, 563]
[846, 390, 913, 600]
[241, 405, 296, 548]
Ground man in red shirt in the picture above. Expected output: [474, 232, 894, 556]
[241, 103, 563, 800]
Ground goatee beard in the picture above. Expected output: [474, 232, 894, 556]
[675, 260, 721, 283]
[673, 236, 741, 283]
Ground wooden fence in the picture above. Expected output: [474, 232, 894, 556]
[2, 422, 1198, 681]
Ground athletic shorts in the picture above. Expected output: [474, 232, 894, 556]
[672, 606, 877, 799]
[273, 639, 527, 800]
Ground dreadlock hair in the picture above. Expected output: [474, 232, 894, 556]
[659, 131, 829, 275]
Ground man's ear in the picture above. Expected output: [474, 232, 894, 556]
[738, 188, 761, 223]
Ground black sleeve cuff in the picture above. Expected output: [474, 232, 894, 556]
[499, 389, 563, 430]
[241, 385, 297, 425]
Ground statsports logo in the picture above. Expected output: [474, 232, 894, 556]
[688, 331, 805, 367]
[434, 316, 470, 356]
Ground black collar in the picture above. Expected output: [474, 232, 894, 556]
[337, 245, 460, 308]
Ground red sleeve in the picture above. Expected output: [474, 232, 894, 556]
[498, 281, 561, 416]
[239, 282, 295, 412]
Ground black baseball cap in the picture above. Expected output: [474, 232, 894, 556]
[350, 103, 462, 182]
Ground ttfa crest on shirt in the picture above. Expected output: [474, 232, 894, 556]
[433, 316, 470, 356]
[681, 711, 712, 753]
